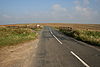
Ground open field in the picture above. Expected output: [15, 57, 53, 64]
[35, 23, 100, 31]
[0, 24, 41, 47]
[58, 27, 100, 46]
[1, 23, 100, 31]
[0, 23, 100, 46]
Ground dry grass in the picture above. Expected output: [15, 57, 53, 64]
[1, 23, 100, 31]
[37, 23, 100, 31]
[0, 23, 100, 46]
[57, 26, 100, 46]
[0, 24, 42, 47]
[38, 23, 100, 46]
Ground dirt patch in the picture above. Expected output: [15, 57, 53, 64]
[0, 39, 39, 67]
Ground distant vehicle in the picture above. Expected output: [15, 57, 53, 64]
[36, 24, 40, 27]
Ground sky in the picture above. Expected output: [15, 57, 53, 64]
[0, 0, 100, 25]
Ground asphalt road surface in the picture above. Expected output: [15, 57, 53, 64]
[32, 26, 100, 67]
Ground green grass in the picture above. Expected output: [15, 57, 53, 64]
[58, 27, 100, 46]
[0, 27, 37, 46]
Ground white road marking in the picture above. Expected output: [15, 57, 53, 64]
[50, 31, 53, 34]
[49, 30, 62, 44]
[53, 35, 62, 44]
[71, 51, 90, 67]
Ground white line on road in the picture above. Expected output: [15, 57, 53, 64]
[50, 31, 53, 34]
[53, 35, 62, 44]
[49, 30, 62, 44]
[70, 51, 90, 67]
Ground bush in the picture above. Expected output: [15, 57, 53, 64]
[0, 27, 37, 46]
[58, 27, 100, 46]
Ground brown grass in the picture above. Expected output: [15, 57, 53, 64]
[38, 23, 100, 31]
[1, 23, 100, 31]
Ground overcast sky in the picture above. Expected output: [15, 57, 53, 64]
[0, 0, 100, 25]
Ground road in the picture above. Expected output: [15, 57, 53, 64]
[31, 26, 100, 67]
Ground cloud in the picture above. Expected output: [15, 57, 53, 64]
[74, 0, 81, 6]
[51, 4, 68, 17]
[50, 4, 75, 19]
[2, 14, 12, 19]
[74, 0, 90, 7]
[74, 0, 98, 19]
[75, 6, 97, 18]
[52, 4, 67, 12]
[74, 0, 100, 24]
[83, 0, 90, 6]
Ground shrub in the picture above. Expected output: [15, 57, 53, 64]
[0, 27, 37, 46]
[58, 27, 100, 46]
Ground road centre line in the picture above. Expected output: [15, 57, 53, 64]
[53, 35, 63, 44]
[50, 31, 53, 34]
[49, 30, 62, 44]
[71, 51, 90, 67]
[49, 28, 90, 67]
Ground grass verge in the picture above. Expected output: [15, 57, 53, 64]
[0, 27, 38, 47]
[58, 27, 100, 46]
